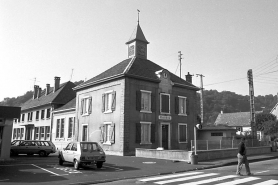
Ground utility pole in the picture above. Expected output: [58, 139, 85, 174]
[196, 74, 205, 124]
[178, 51, 183, 78]
[247, 69, 256, 139]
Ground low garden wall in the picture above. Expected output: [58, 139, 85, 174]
[136, 146, 272, 162]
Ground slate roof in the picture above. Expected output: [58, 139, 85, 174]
[21, 81, 76, 111]
[126, 23, 149, 44]
[74, 57, 199, 91]
[53, 97, 76, 112]
[214, 111, 261, 127]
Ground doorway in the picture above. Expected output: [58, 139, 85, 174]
[161, 124, 169, 149]
[25, 127, 33, 140]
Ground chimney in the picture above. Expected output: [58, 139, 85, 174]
[185, 72, 193, 83]
[33, 85, 39, 99]
[37, 87, 42, 98]
[53, 76, 61, 93]
[45, 84, 50, 95]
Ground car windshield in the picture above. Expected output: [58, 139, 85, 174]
[80, 143, 102, 152]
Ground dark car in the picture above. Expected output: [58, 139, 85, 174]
[58, 141, 106, 170]
[11, 140, 56, 157]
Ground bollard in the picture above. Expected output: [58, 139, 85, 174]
[190, 154, 198, 165]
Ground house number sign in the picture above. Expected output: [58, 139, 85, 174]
[158, 115, 172, 120]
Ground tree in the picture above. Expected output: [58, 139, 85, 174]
[255, 112, 276, 132]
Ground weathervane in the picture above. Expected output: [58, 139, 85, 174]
[137, 9, 140, 24]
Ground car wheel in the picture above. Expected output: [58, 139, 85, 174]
[39, 151, 46, 157]
[59, 158, 64, 165]
[74, 160, 80, 170]
[96, 162, 103, 169]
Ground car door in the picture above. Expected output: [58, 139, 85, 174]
[67, 143, 77, 162]
[63, 143, 73, 162]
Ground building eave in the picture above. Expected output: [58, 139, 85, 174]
[173, 82, 200, 91]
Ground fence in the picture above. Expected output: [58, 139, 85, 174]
[190, 139, 269, 151]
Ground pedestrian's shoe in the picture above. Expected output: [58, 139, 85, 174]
[236, 173, 242, 176]
[247, 173, 253, 176]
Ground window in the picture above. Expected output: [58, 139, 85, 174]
[20, 128, 24, 139]
[160, 93, 170, 114]
[135, 122, 155, 144]
[56, 118, 64, 138]
[46, 126, 50, 139]
[178, 124, 187, 143]
[36, 111, 40, 120]
[141, 91, 151, 112]
[35, 127, 39, 140]
[46, 108, 51, 119]
[102, 91, 116, 113]
[16, 128, 20, 139]
[71, 143, 77, 151]
[13, 129, 16, 139]
[175, 96, 189, 115]
[28, 112, 33, 121]
[21, 114, 25, 122]
[40, 127, 45, 140]
[65, 143, 73, 150]
[82, 125, 88, 141]
[68, 117, 74, 138]
[41, 110, 45, 119]
[100, 123, 115, 144]
[211, 132, 223, 136]
[81, 97, 92, 115]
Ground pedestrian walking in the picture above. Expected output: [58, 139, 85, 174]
[236, 137, 253, 176]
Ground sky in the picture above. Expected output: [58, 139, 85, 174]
[1, 0, 278, 101]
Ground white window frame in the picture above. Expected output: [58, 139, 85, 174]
[81, 124, 88, 141]
[140, 90, 152, 113]
[81, 96, 91, 116]
[35, 127, 39, 140]
[46, 126, 50, 139]
[178, 96, 187, 116]
[160, 93, 170, 114]
[178, 123, 188, 143]
[46, 108, 51, 119]
[36, 111, 40, 120]
[68, 117, 75, 138]
[140, 121, 152, 145]
[103, 122, 112, 145]
[56, 118, 65, 139]
[40, 126, 45, 140]
[103, 90, 114, 113]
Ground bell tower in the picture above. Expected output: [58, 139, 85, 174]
[126, 10, 149, 59]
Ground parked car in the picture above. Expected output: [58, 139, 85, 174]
[11, 140, 56, 157]
[58, 141, 106, 170]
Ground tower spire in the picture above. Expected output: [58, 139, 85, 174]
[137, 9, 140, 24]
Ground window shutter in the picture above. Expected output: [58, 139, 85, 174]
[80, 99, 84, 115]
[111, 91, 116, 111]
[88, 97, 92, 114]
[110, 123, 115, 144]
[151, 124, 155, 143]
[102, 94, 105, 112]
[136, 91, 141, 111]
[151, 93, 156, 112]
[135, 123, 141, 143]
[186, 98, 189, 115]
[99, 125, 104, 143]
[175, 97, 179, 114]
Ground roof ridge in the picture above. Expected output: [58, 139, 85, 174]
[123, 57, 136, 74]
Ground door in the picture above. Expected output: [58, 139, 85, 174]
[162, 125, 169, 149]
[26, 127, 33, 140]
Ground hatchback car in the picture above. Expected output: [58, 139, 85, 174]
[11, 140, 56, 157]
[58, 142, 106, 170]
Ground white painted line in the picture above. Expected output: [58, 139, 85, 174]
[214, 177, 260, 185]
[139, 172, 203, 182]
[155, 173, 218, 184]
[179, 175, 238, 185]
[253, 179, 278, 185]
[255, 170, 270, 174]
[31, 164, 67, 176]
[103, 165, 123, 171]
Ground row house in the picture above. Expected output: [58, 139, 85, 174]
[12, 77, 76, 142]
[73, 21, 200, 156]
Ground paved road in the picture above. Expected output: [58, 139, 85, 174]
[101, 158, 278, 185]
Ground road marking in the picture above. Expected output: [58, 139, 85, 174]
[155, 173, 218, 184]
[139, 172, 203, 182]
[31, 164, 68, 176]
[103, 165, 123, 171]
[179, 175, 238, 185]
[214, 177, 260, 185]
[0, 179, 9, 182]
[253, 179, 278, 185]
[255, 170, 270, 174]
